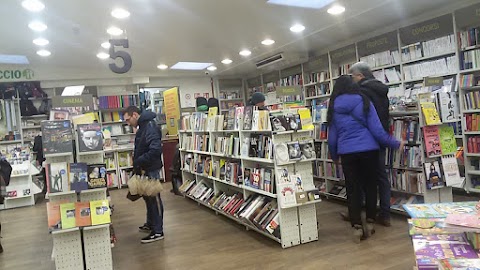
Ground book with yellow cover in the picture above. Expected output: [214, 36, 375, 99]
[90, 200, 111, 225]
[421, 102, 441, 126]
[298, 108, 314, 130]
[60, 202, 77, 229]
[75, 202, 91, 227]
[208, 107, 218, 117]
[71, 112, 99, 126]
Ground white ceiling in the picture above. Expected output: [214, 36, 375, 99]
[0, 0, 478, 81]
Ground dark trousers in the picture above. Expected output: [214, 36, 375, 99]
[144, 170, 164, 234]
[341, 150, 379, 227]
[377, 148, 390, 219]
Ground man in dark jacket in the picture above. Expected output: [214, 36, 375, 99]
[124, 106, 165, 243]
[349, 62, 392, 227]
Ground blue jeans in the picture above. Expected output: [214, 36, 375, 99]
[378, 148, 390, 219]
[144, 170, 164, 234]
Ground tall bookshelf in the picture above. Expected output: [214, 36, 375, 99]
[262, 71, 283, 110]
[218, 79, 245, 113]
[178, 112, 320, 248]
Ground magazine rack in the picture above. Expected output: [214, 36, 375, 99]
[179, 113, 320, 248]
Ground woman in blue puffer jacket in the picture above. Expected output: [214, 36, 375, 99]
[327, 75, 404, 243]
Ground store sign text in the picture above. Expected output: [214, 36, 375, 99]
[109, 39, 132, 74]
[0, 69, 34, 80]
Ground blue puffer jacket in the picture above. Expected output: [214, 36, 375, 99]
[134, 111, 163, 172]
[328, 94, 400, 161]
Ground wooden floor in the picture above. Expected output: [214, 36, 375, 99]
[0, 189, 415, 270]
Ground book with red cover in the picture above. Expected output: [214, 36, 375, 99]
[423, 126, 441, 158]
[75, 202, 92, 227]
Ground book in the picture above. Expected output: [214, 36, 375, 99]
[87, 164, 107, 189]
[75, 202, 91, 227]
[441, 155, 462, 187]
[287, 141, 302, 160]
[424, 161, 445, 190]
[251, 110, 260, 130]
[408, 218, 463, 235]
[290, 174, 304, 192]
[439, 258, 480, 270]
[307, 190, 321, 201]
[48, 162, 69, 193]
[277, 182, 296, 208]
[243, 106, 253, 130]
[274, 143, 289, 164]
[226, 108, 236, 130]
[403, 202, 478, 218]
[60, 203, 76, 229]
[298, 108, 314, 130]
[77, 123, 103, 152]
[438, 92, 460, 123]
[208, 107, 218, 117]
[270, 114, 287, 132]
[276, 167, 290, 184]
[439, 125, 457, 155]
[445, 214, 480, 229]
[295, 192, 308, 204]
[41, 120, 73, 154]
[90, 200, 111, 225]
[423, 126, 441, 158]
[234, 106, 244, 130]
[421, 102, 441, 125]
[68, 163, 88, 192]
[47, 202, 62, 231]
[266, 213, 281, 238]
[49, 109, 69, 121]
[299, 141, 315, 160]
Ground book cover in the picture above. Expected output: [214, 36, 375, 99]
[285, 114, 299, 130]
[439, 125, 457, 155]
[244, 168, 251, 186]
[47, 202, 62, 231]
[295, 192, 308, 204]
[243, 106, 253, 130]
[75, 202, 91, 227]
[48, 162, 69, 193]
[438, 92, 460, 123]
[208, 107, 218, 117]
[424, 161, 445, 190]
[251, 171, 261, 189]
[270, 114, 287, 132]
[445, 214, 480, 229]
[441, 154, 463, 187]
[277, 182, 296, 208]
[274, 143, 289, 164]
[234, 106, 244, 130]
[307, 190, 321, 201]
[423, 126, 441, 158]
[249, 134, 259, 157]
[90, 200, 111, 225]
[299, 141, 315, 160]
[421, 102, 441, 125]
[403, 202, 478, 218]
[439, 258, 480, 269]
[49, 109, 69, 121]
[276, 167, 290, 184]
[298, 108, 314, 130]
[87, 164, 107, 189]
[258, 110, 269, 130]
[77, 123, 103, 152]
[60, 203, 76, 229]
[41, 120, 73, 154]
[290, 174, 304, 192]
[226, 108, 236, 130]
[408, 218, 460, 235]
[287, 141, 302, 160]
[69, 163, 88, 192]
[251, 110, 260, 130]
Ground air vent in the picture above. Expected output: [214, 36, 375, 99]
[256, 53, 284, 69]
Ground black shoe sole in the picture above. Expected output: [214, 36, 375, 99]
[141, 236, 164, 244]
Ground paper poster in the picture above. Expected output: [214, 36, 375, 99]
[164, 87, 180, 135]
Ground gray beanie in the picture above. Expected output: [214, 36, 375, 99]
[250, 92, 266, 105]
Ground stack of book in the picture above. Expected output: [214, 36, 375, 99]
[360, 50, 400, 68]
[403, 56, 457, 81]
[458, 27, 480, 49]
[390, 118, 420, 144]
[460, 48, 480, 71]
[460, 74, 480, 88]
[212, 135, 240, 156]
[372, 68, 402, 84]
[280, 74, 303, 86]
[387, 146, 423, 168]
[401, 34, 455, 62]
[325, 162, 344, 180]
[304, 71, 329, 84]
[332, 63, 354, 78]
[47, 199, 110, 231]
[46, 162, 107, 193]
[463, 90, 480, 110]
[306, 83, 329, 97]
[465, 113, 480, 131]
[242, 133, 273, 159]
[99, 95, 138, 109]
[467, 136, 480, 154]
[388, 169, 424, 194]
[243, 167, 274, 193]
[193, 134, 210, 152]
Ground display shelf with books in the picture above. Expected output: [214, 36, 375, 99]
[179, 107, 319, 248]
[218, 78, 245, 112]
[279, 64, 304, 103]
[329, 44, 357, 79]
[262, 71, 283, 111]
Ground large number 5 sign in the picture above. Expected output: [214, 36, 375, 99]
[109, 39, 132, 74]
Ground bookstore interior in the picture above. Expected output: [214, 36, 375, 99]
[4, 0, 480, 269]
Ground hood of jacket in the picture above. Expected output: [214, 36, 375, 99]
[360, 78, 388, 98]
[334, 94, 363, 115]
[138, 111, 157, 126]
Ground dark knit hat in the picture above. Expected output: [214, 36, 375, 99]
[207, 98, 219, 109]
[196, 97, 208, 112]
[250, 92, 266, 105]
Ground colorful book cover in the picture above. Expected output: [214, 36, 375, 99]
[298, 108, 314, 130]
[424, 161, 445, 190]
[77, 123, 103, 152]
[287, 141, 302, 160]
[423, 126, 441, 158]
[87, 164, 107, 189]
[75, 202, 91, 227]
[445, 214, 480, 229]
[408, 218, 463, 235]
[421, 102, 441, 125]
[48, 162, 69, 193]
[60, 203, 76, 229]
[270, 114, 287, 132]
[403, 202, 478, 218]
[47, 202, 62, 231]
[299, 141, 315, 160]
[208, 107, 218, 117]
[69, 163, 88, 192]
[277, 182, 296, 208]
[439, 125, 457, 155]
[441, 154, 463, 187]
[41, 120, 73, 154]
[243, 106, 253, 130]
[439, 258, 480, 269]
[90, 200, 111, 225]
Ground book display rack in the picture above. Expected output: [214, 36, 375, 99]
[179, 109, 320, 248]
[217, 79, 245, 113]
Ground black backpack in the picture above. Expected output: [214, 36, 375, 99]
[0, 159, 12, 186]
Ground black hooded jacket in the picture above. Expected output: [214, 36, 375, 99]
[359, 78, 390, 132]
[133, 111, 163, 172]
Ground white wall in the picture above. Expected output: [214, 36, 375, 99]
[146, 77, 213, 108]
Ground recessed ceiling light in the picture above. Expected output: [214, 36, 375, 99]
[22, 0, 45, 12]
[261, 39, 275, 46]
[170, 62, 214, 70]
[101, 42, 111, 49]
[207, 66, 217, 71]
[0, 55, 29, 64]
[96, 52, 110, 59]
[239, 50, 252, 56]
[37, 50, 51, 57]
[221, 59, 233, 64]
[107, 27, 123, 36]
[327, 5, 345, 15]
[33, 38, 49, 46]
[290, 24, 305, 33]
[157, 64, 168, 70]
[267, 0, 334, 9]
[111, 8, 130, 19]
[28, 21, 47, 32]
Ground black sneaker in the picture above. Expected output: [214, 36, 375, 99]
[138, 224, 151, 233]
[141, 232, 164, 244]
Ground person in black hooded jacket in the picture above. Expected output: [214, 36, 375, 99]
[349, 62, 392, 227]
[123, 106, 165, 243]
